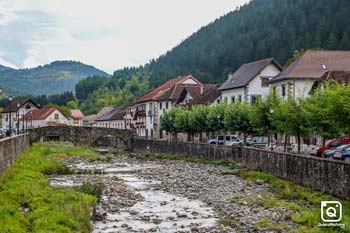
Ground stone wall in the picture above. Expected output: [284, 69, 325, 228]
[132, 139, 350, 200]
[0, 134, 30, 176]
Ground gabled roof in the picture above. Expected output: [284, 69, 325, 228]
[70, 109, 84, 119]
[190, 84, 221, 106]
[218, 58, 282, 91]
[135, 75, 202, 103]
[96, 107, 126, 121]
[2, 99, 40, 113]
[96, 107, 114, 118]
[270, 50, 350, 83]
[321, 70, 350, 84]
[22, 108, 60, 121]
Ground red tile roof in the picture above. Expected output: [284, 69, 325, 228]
[136, 75, 202, 103]
[70, 109, 84, 119]
[22, 108, 57, 121]
[270, 50, 350, 83]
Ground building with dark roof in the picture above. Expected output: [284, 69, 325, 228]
[269, 50, 350, 100]
[219, 58, 282, 105]
[95, 108, 126, 129]
[1, 98, 40, 129]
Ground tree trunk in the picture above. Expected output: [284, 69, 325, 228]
[284, 134, 288, 152]
[297, 132, 301, 154]
[199, 132, 203, 143]
[243, 133, 247, 145]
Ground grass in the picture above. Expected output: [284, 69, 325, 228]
[0, 142, 101, 233]
[254, 218, 289, 231]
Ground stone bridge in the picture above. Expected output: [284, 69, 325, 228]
[28, 126, 135, 150]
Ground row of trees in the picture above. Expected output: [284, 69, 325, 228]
[160, 82, 350, 153]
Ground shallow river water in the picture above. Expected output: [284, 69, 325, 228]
[49, 160, 219, 232]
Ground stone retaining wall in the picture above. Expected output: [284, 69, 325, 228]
[0, 134, 30, 176]
[132, 139, 350, 200]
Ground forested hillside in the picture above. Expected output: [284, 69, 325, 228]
[76, 0, 350, 114]
[0, 65, 14, 72]
[0, 61, 109, 96]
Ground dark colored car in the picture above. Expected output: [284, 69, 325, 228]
[332, 144, 350, 162]
[310, 137, 350, 157]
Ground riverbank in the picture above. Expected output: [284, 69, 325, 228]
[0, 142, 99, 233]
[0, 142, 349, 232]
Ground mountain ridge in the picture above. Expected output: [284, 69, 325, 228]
[0, 60, 109, 96]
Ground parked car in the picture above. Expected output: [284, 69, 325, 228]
[309, 137, 350, 157]
[332, 144, 350, 162]
[246, 136, 276, 148]
[208, 135, 224, 145]
[224, 135, 241, 146]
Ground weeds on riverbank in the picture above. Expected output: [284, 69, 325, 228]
[147, 152, 349, 232]
[0, 142, 99, 233]
[244, 171, 350, 232]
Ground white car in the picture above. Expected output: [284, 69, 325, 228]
[224, 135, 241, 146]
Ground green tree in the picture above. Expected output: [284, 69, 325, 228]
[206, 103, 227, 135]
[224, 102, 254, 144]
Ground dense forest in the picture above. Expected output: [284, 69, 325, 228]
[0, 61, 109, 96]
[74, 0, 350, 114]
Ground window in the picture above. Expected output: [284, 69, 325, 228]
[238, 95, 242, 102]
[159, 102, 162, 110]
[261, 77, 270, 87]
[166, 102, 169, 109]
[281, 85, 286, 97]
[330, 140, 342, 148]
[321, 64, 327, 70]
[251, 95, 261, 105]
[231, 96, 235, 103]
[54, 114, 59, 120]
[224, 97, 228, 103]
[225, 136, 231, 141]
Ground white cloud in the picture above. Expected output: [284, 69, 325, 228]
[0, 0, 249, 73]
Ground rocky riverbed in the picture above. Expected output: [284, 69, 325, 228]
[48, 150, 295, 232]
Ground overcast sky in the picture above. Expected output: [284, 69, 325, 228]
[0, 0, 248, 73]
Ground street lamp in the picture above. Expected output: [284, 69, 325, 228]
[9, 97, 12, 135]
[269, 107, 274, 151]
[16, 103, 20, 134]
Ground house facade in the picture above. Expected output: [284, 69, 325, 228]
[269, 50, 350, 100]
[1, 99, 40, 129]
[95, 108, 126, 129]
[22, 108, 69, 128]
[127, 75, 218, 139]
[70, 109, 84, 126]
[218, 58, 283, 105]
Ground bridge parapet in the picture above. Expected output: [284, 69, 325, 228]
[28, 126, 134, 150]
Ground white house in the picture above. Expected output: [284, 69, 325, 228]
[22, 108, 69, 128]
[1, 99, 40, 129]
[127, 75, 218, 139]
[95, 108, 126, 129]
[269, 50, 350, 100]
[218, 58, 283, 105]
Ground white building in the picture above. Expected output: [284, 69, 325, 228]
[1, 99, 40, 129]
[218, 58, 283, 104]
[127, 75, 219, 139]
[95, 108, 126, 129]
[269, 50, 350, 100]
[22, 108, 69, 128]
